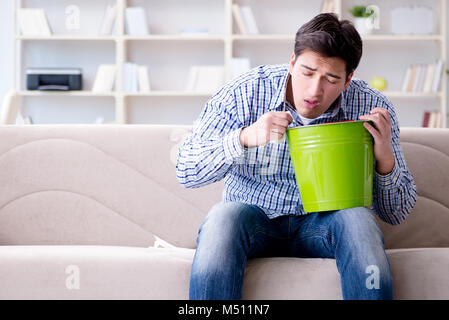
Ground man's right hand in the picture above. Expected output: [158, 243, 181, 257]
[239, 111, 293, 148]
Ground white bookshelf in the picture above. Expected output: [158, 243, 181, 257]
[13, 0, 447, 127]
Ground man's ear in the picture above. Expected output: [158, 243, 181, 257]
[288, 52, 296, 74]
[344, 71, 354, 90]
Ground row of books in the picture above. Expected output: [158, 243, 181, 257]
[232, 5, 259, 35]
[100, 6, 149, 36]
[92, 60, 251, 93]
[401, 60, 444, 93]
[92, 63, 150, 93]
[422, 110, 443, 128]
[17, 8, 52, 36]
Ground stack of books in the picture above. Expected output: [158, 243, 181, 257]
[232, 5, 259, 35]
[92, 63, 151, 93]
[122, 62, 151, 92]
[422, 110, 442, 128]
[186, 66, 225, 93]
[17, 8, 52, 36]
[401, 59, 444, 93]
[125, 7, 149, 35]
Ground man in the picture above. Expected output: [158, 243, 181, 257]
[176, 13, 417, 300]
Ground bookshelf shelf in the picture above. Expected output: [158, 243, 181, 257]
[17, 35, 117, 41]
[125, 91, 215, 97]
[361, 34, 444, 41]
[382, 91, 443, 98]
[123, 35, 226, 42]
[231, 34, 293, 41]
[19, 91, 116, 97]
[12, 0, 447, 127]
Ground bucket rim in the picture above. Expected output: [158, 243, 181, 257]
[287, 120, 369, 131]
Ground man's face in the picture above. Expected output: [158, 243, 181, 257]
[288, 49, 353, 119]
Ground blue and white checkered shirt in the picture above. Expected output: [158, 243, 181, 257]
[176, 64, 417, 225]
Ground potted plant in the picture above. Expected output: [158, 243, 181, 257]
[349, 5, 375, 35]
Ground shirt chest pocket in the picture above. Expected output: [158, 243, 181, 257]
[239, 142, 285, 177]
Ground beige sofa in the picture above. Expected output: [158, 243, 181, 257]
[0, 125, 448, 299]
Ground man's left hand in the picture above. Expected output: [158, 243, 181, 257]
[359, 108, 395, 175]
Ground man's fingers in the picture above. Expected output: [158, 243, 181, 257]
[370, 108, 390, 125]
[272, 111, 293, 124]
[272, 118, 291, 128]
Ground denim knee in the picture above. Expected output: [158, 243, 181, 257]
[330, 207, 385, 247]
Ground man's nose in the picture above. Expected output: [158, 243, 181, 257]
[308, 77, 324, 97]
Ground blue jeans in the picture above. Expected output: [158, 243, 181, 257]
[189, 202, 393, 300]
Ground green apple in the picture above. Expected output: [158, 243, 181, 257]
[369, 77, 387, 91]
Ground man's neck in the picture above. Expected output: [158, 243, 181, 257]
[285, 74, 295, 110]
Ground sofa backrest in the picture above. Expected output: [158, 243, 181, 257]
[0, 125, 220, 249]
[0, 125, 447, 250]
[377, 127, 449, 249]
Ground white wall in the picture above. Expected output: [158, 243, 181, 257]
[0, 0, 14, 102]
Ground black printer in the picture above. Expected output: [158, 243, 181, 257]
[26, 68, 82, 91]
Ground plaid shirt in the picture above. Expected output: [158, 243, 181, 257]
[176, 64, 417, 225]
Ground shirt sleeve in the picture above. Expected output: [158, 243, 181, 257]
[176, 87, 246, 188]
[372, 100, 418, 225]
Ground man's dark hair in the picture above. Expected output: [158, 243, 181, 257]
[294, 13, 362, 80]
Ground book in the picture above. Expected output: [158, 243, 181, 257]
[232, 4, 247, 34]
[422, 63, 435, 93]
[406, 65, 417, 92]
[92, 64, 116, 92]
[125, 7, 149, 35]
[138, 65, 151, 92]
[231, 58, 250, 79]
[17, 8, 52, 36]
[240, 6, 259, 35]
[416, 64, 427, 92]
[187, 66, 225, 93]
[99, 4, 117, 35]
[122, 62, 139, 92]
[422, 111, 431, 127]
[432, 59, 443, 93]
[401, 66, 411, 92]
[411, 64, 422, 92]
[427, 110, 441, 128]
[35, 9, 52, 36]
[435, 111, 441, 128]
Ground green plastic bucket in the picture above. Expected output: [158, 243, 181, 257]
[286, 120, 374, 213]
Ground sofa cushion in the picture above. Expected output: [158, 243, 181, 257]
[1, 246, 448, 300]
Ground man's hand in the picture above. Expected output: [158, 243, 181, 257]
[240, 111, 293, 148]
[359, 108, 395, 175]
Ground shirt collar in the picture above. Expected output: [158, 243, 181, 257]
[269, 66, 290, 111]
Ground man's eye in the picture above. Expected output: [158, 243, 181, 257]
[302, 73, 313, 76]
[327, 79, 337, 84]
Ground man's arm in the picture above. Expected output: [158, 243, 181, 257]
[176, 88, 245, 188]
[360, 101, 418, 225]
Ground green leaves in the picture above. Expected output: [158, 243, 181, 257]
[349, 6, 374, 18]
